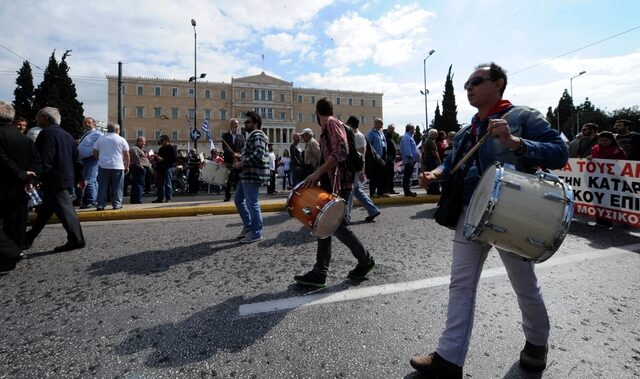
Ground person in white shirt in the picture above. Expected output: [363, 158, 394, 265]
[93, 123, 130, 210]
[345, 116, 380, 223]
[267, 143, 277, 194]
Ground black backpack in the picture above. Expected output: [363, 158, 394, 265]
[343, 124, 364, 173]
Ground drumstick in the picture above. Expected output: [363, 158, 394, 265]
[221, 138, 239, 163]
[451, 109, 514, 173]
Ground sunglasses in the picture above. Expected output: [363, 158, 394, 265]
[463, 76, 495, 90]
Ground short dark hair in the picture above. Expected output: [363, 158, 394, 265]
[615, 119, 631, 127]
[598, 131, 618, 146]
[12, 116, 27, 125]
[316, 97, 334, 116]
[246, 110, 262, 129]
[475, 62, 508, 95]
[346, 115, 359, 129]
[583, 123, 598, 132]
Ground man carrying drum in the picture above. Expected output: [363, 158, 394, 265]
[293, 98, 376, 288]
[411, 62, 568, 378]
[222, 118, 245, 202]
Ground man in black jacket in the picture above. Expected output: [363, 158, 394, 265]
[152, 135, 177, 203]
[25, 107, 86, 253]
[0, 102, 41, 273]
[383, 124, 398, 194]
[221, 118, 245, 201]
[289, 132, 303, 187]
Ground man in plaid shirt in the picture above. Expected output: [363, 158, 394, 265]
[294, 98, 376, 288]
[232, 111, 269, 243]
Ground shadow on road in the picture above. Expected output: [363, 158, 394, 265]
[115, 289, 296, 368]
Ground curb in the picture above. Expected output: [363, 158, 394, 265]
[30, 194, 440, 223]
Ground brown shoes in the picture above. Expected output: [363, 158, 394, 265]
[409, 352, 462, 378]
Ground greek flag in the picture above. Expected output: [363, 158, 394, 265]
[202, 119, 211, 141]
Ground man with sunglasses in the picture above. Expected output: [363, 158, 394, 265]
[232, 111, 269, 243]
[568, 123, 598, 158]
[411, 63, 568, 377]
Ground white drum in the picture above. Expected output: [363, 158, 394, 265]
[464, 163, 574, 263]
[201, 160, 230, 185]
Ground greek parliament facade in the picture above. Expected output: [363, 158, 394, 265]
[106, 72, 383, 153]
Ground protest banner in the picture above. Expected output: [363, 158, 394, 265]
[552, 158, 640, 227]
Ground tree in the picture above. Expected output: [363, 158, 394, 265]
[431, 102, 443, 130]
[13, 61, 36, 129]
[611, 106, 640, 132]
[554, 89, 574, 138]
[33, 50, 84, 137]
[440, 64, 459, 133]
[576, 97, 610, 132]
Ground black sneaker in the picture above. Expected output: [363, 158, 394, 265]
[347, 258, 375, 280]
[409, 352, 462, 378]
[365, 211, 381, 223]
[519, 340, 548, 372]
[294, 271, 326, 288]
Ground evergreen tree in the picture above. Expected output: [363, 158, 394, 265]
[34, 50, 84, 137]
[440, 64, 459, 133]
[576, 97, 609, 132]
[432, 102, 443, 130]
[611, 106, 640, 131]
[13, 61, 36, 128]
[555, 89, 574, 138]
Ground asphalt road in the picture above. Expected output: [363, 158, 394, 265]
[1, 204, 639, 378]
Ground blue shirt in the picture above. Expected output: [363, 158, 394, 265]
[77, 129, 103, 159]
[367, 129, 386, 157]
[400, 133, 420, 164]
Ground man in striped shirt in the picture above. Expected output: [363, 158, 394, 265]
[232, 111, 270, 243]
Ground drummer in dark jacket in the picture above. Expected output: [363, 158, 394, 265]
[152, 134, 177, 203]
[293, 97, 376, 288]
[222, 118, 245, 202]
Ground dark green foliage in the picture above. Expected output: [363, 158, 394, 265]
[440, 65, 459, 133]
[33, 50, 84, 138]
[13, 61, 36, 128]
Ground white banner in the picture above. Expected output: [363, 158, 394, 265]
[551, 158, 640, 227]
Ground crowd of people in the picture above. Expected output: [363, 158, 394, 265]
[1, 61, 639, 377]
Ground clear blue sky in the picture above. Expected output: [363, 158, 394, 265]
[1, 0, 638, 130]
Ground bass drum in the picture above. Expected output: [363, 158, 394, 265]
[464, 163, 574, 263]
[286, 183, 345, 239]
[201, 160, 230, 185]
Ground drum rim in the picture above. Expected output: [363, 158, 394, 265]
[463, 163, 503, 241]
[286, 181, 306, 216]
[313, 197, 346, 239]
[535, 179, 575, 263]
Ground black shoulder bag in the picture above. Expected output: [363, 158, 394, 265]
[433, 133, 475, 229]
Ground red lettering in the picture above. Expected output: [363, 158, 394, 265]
[560, 162, 572, 172]
[620, 163, 634, 177]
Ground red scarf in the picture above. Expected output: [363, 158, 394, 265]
[471, 100, 513, 140]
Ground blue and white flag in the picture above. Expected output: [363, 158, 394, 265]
[202, 119, 211, 141]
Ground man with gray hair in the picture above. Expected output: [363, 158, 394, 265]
[400, 123, 420, 196]
[93, 123, 130, 210]
[25, 107, 86, 253]
[0, 101, 40, 273]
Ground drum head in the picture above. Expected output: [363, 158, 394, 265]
[314, 199, 346, 239]
[465, 165, 501, 235]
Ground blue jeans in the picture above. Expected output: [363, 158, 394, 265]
[234, 180, 263, 238]
[156, 168, 173, 201]
[97, 168, 125, 209]
[82, 158, 99, 205]
[130, 165, 146, 203]
[347, 171, 379, 223]
[436, 207, 549, 366]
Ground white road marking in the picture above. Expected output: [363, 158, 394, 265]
[238, 243, 640, 317]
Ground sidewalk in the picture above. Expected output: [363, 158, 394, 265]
[29, 188, 440, 223]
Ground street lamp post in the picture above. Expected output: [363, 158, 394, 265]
[422, 49, 435, 129]
[190, 19, 207, 151]
[570, 70, 586, 136]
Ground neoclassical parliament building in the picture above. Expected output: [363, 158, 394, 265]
[107, 72, 383, 154]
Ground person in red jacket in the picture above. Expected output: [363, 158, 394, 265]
[589, 131, 627, 160]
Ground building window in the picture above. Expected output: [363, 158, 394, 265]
[136, 130, 144, 138]
[372, 99, 376, 107]
[241, 91, 246, 101]
[280, 112, 286, 120]
[171, 108, 178, 119]
[220, 109, 227, 120]
[298, 113, 303, 122]
[136, 106, 144, 118]
[154, 107, 161, 118]
[267, 108, 273, 119]
[221, 90, 226, 99]
[172, 131, 179, 141]
[310, 113, 316, 122]
[360, 115, 366, 125]
[298, 94, 303, 103]
[205, 89, 211, 99]
[172, 87, 178, 97]
[188, 108, 195, 119]
[360, 98, 364, 106]
[348, 98, 353, 106]
[268, 90, 272, 101]
[336, 114, 341, 120]
[280, 93, 285, 102]
[137, 85, 143, 96]
[188, 88, 194, 97]
[336, 97, 341, 105]
[154, 86, 161, 96]
[311, 95, 316, 104]
[204, 109, 211, 120]
[154, 131, 161, 140]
